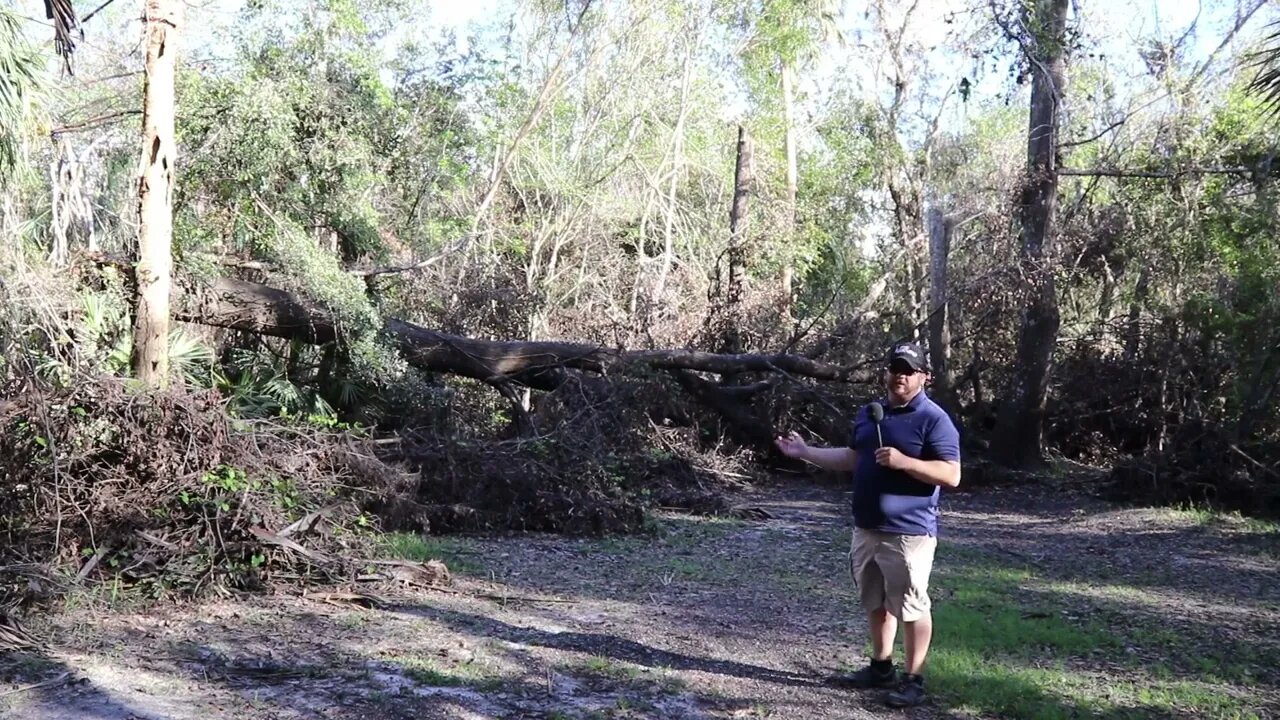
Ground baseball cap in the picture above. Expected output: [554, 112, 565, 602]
[887, 341, 928, 373]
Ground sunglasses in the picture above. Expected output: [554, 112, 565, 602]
[886, 364, 922, 376]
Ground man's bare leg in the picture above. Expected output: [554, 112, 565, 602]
[870, 607, 898, 660]
[902, 612, 933, 674]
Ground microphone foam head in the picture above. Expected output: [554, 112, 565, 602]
[868, 402, 885, 423]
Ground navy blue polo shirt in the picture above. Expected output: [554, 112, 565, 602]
[849, 390, 960, 536]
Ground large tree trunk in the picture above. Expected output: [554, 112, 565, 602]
[132, 0, 181, 388]
[993, 0, 1069, 469]
[780, 61, 798, 323]
[926, 206, 956, 416]
[721, 125, 753, 353]
[168, 276, 878, 388]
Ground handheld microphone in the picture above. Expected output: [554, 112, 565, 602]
[868, 402, 885, 447]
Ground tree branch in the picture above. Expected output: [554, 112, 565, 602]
[51, 109, 141, 135]
[1060, 166, 1255, 179]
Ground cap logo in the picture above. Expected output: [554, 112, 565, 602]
[896, 345, 918, 357]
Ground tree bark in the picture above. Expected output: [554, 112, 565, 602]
[721, 125, 754, 354]
[1124, 264, 1150, 360]
[781, 61, 798, 323]
[993, 0, 1069, 469]
[887, 177, 924, 330]
[653, 31, 697, 307]
[926, 206, 956, 416]
[168, 276, 878, 389]
[132, 0, 181, 388]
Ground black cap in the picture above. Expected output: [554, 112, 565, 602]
[887, 341, 928, 373]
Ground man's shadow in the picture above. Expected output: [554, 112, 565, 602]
[395, 604, 825, 689]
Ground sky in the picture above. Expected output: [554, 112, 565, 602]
[10, 0, 1273, 147]
[405, 0, 1276, 133]
[12, 0, 1269, 99]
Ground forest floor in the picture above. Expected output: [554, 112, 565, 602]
[3, 465, 1279, 720]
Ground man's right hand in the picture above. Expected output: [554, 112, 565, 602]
[774, 431, 809, 461]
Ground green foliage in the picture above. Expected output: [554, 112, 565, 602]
[730, 0, 840, 101]
[380, 532, 480, 574]
[32, 290, 215, 387]
[0, 9, 44, 179]
[216, 346, 338, 419]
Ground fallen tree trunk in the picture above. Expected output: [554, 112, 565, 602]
[173, 276, 877, 388]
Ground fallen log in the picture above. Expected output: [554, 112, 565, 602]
[171, 275, 877, 388]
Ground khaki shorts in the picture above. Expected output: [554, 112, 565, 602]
[849, 528, 937, 622]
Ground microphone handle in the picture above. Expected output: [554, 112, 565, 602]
[876, 425, 883, 448]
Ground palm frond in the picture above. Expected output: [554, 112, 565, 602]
[0, 9, 46, 177]
[168, 329, 215, 384]
[1246, 24, 1280, 117]
[107, 333, 131, 372]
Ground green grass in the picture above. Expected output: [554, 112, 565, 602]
[582, 655, 643, 681]
[379, 532, 482, 574]
[925, 545, 1264, 719]
[394, 654, 502, 690]
[1162, 504, 1280, 535]
[576, 656, 690, 695]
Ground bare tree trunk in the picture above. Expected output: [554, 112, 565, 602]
[1098, 261, 1117, 323]
[653, 33, 697, 308]
[48, 146, 67, 267]
[993, 0, 1069, 469]
[132, 0, 181, 388]
[780, 61, 798, 323]
[926, 206, 955, 415]
[1124, 264, 1150, 360]
[722, 125, 753, 354]
[887, 178, 924, 330]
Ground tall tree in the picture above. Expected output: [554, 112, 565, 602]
[926, 205, 956, 414]
[993, 0, 1070, 468]
[132, 0, 182, 387]
[737, 0, 841, 321]
[780, 59, 797, 320]
[722, 124, 754, 354]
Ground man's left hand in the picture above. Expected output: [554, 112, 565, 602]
[875, 447, 912, 470]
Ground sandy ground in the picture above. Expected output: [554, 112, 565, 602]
[2, 479, 1276, 720]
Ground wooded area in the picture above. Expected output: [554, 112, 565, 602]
[1, 0, 1278, 603]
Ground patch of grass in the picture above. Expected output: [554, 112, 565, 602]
[664, 557, 705, 580]
[338, 612, 369, 629]
[394, 654, 502, 690]
[1043, 579, 1280, 685]
[927, 544, 1262, 719]
[379, 532, 482, 574]
[1164, 504, 1280, 535]
[582, 655, 642, 681]
[656, 669, 689, 693]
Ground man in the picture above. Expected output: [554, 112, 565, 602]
[775, 341, 961, 708]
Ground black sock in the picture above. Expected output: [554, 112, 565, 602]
[905, 673, 924, 685]
[871, 658, 893, 673]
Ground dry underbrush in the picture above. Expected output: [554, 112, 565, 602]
[0, 377, 408, 609]
[0, 371, 758, 615]
[1105, 426, 1280, 518]
[382, 376, 754, 535]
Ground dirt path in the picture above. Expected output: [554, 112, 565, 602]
[3, 480, 1278, 719]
